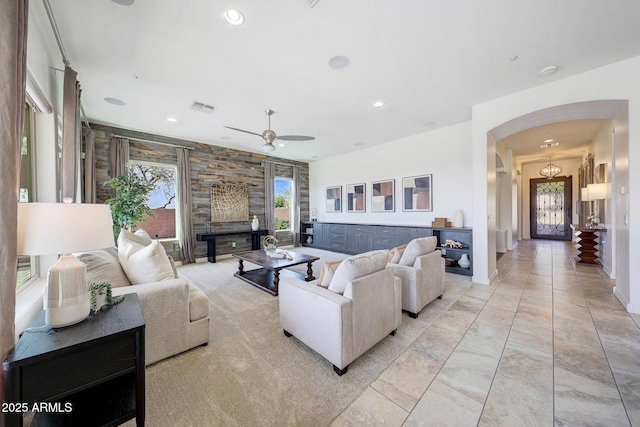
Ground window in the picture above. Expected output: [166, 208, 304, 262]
[275, 178, 293, 231]
[128, 161, 178, 239]
[17, 104, 37, 288]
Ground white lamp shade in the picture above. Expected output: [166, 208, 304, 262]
[587, 183, 609, 200]
[17, 203, 114, 255]
[581, 187, 590, 201]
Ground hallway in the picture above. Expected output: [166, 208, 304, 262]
[333, 240, 640, 426]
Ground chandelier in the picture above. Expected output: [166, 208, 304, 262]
[540, 156, 562, 179]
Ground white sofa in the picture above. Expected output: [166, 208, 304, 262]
[387, 236, 445, 318]
[279, 250, 402, 375]
[77, 247, 210, 365]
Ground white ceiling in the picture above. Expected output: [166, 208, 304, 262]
[39, 0, 640, 162]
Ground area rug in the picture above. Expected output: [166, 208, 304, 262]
[126, 247, 470, 427]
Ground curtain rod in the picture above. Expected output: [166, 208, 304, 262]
[262, 161, 302, 168]
[44, 0, 93, 131]
[111, 134, 194, 150]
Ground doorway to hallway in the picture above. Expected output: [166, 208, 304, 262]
[530, 176, 572, 241]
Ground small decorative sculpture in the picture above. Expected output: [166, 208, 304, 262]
[441, 239, 463, 249]
[251, 215, 259, 231]
[262, 235, 279, 254]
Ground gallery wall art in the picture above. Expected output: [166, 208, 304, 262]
[402, 174, 432, 212]
[371, 179, 395, 212]
[326, 186, 342, 212]
[346, 183, 366, 213]
[211, 184, 249, 222]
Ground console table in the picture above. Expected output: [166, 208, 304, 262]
[3, 294, 145, 427]
[572, 225, 607, 264]
[197, 229, 268, 262]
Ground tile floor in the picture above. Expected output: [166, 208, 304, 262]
[332, 240, 640, 426]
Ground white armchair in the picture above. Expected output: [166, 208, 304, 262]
[279, 250, 402, 375]
[388, 236, 445, 318]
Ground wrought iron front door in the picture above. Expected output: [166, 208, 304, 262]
[530, 176, 572, 240]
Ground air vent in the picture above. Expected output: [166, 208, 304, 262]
[190, 101, 216, 114]
[303, 0, 319, 8]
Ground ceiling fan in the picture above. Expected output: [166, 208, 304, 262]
[224, 109, 315, 152]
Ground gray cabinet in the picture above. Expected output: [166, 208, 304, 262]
[346, 225, 374, 254]
[374, 226, 402, 249]
[300, 221, 473, 276]
[402, 227, 433, 243]
[433, 228, 473, 276]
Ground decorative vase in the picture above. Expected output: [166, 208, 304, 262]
[251, 215, 259, 231]
[306, 236, 313, 245]
[457, 253, 471, 269]
[453, 210, 464, 228]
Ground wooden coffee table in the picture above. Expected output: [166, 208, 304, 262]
[233, 250, 319, 296]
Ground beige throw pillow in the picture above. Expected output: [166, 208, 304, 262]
[117, 229, 175, 285]
[76, 248, 131, 288]
[398, 236, 437, 266]
[388, 244, 408, 264]
[327, 250, 389, 295]
[317, 261, 341, 288]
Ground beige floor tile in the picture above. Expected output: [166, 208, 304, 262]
[432, 307, 476, 336]
[479, 374, 553, 427]
[403, 380, 482, 427]
[458, 322, 509, 359]
[331, 387, 408, 427]
[436, 346, 500, 404]
[411, 325, 463, 364]
[371, 349, 441, 412]
[497, 340, 553, 395]
[474, 305, 516, 332]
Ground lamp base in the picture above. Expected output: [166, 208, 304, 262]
[44, 254, 90, 328]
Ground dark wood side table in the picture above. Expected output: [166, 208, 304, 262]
[196, 229, 269, 263]
[572, 225, 607, 264]
[3, 294, 145, 427]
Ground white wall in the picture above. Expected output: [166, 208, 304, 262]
[472, 55, 640, 312]
[310, 121, 473, 227]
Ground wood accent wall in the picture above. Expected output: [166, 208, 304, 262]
[89, 123, 309, 261]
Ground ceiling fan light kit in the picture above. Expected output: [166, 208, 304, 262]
[224, 109, 315, 152]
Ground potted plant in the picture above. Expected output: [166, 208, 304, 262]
[105, 172, 154, 243]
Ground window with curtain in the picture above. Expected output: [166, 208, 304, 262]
[17, 103, 37, 288]
[275, 178, 293, 231]
[128, 160, 178, 239]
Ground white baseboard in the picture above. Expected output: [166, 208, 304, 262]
[613, 286, 636, 313]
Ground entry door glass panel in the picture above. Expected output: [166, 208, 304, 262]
[530, 176, 572, 240]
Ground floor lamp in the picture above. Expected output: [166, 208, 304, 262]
[16, 202, 114, 327]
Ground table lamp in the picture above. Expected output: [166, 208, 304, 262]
[17, 202, 114, 327]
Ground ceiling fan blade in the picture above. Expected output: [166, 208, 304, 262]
[276, 135, 316, 141]
[223, 126, 264, 138]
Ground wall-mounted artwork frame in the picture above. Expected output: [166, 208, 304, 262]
[402, 174, 432, 212]
[371, 179, 395, 212]
[326, 186, 342, 213]
[346, 183, 366, 213]
[211, 184, 249, 222]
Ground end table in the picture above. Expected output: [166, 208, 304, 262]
[3, 293, 145, 427]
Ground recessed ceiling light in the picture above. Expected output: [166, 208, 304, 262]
[104, 97, 125, 106]
[167, 117, 178, 123]
[539, 65, 558, 76]
[509, 55, 519, 61]
[224, 10, 245, 26]
[328, 55, 349, 70]
[221, 136, 232, 140]
[111, 0, 134, 6]
[278, 143, 285, 147]
[372, 101, 385, 108]
[544, 138, 554, 143]
[354, 143, 364, 146]
[310, 156, 319, 159]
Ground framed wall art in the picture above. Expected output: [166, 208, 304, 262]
[371, 179, 395, 212]
[346, 183, 366, 213]
[402, 174, 432, 212]
[326, 186, 342, 213]
[211, 184, 249, 222]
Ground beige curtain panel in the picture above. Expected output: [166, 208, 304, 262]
[0, 0, 28, 404]
[83, 128, 96, 203]
[108, 136, 130, 179]
[177, 147, 195, 264]
[62, 65, 81, 201]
